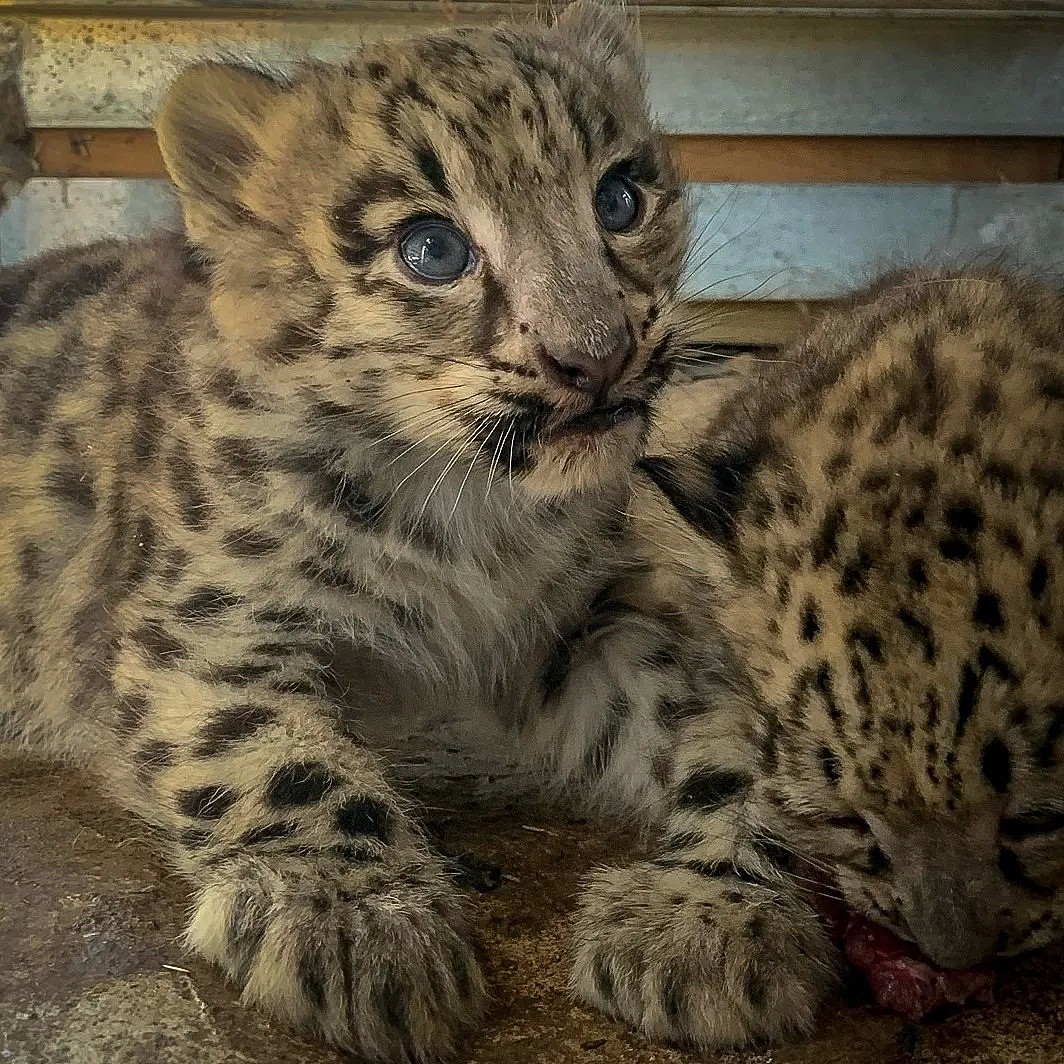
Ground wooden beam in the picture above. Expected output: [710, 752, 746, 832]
[32, 129, 166, 180]
[683, 300, 828, 345]
[31, 128, 1064, 184]
[670, 134, 1064, 185]
[2, 0, 1060, 17]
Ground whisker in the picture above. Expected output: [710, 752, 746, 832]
[379, 418, 467, 469]
[388, 421, 478, 498]
[484, 417, 513, 503]
[384, 381, 469, 405]
[449, 417, 498, 521]
[405, 352, 497, 374]
[681, 196, 769, 286]
[381, 397, 495, 470]
[678, 186, 742, 279]
[680, 267, 789, 306]
[673, 349, 794, 367]
[419, 418, 491, 518]
[367, 404, 471, 453]
[507, 429, 517, 500]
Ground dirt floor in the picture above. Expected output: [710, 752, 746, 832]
[2, 749, 1062, 1064]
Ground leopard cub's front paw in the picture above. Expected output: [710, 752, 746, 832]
[571, 859, 837, 1048]
[186, 853, 486, 1063]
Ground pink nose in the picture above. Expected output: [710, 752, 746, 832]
[536, 326, 633, 397]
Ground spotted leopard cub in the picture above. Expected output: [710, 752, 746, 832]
[572, 270, 1064, 1047]
[0, 5, 690, 1059]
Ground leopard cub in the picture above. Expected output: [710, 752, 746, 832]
[0, 4, 691, 1059]
[572, 270, 1064, 1048]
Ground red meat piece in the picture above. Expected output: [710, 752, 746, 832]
[807, 872, 995, 1021]
[843, 912, 995, 1022]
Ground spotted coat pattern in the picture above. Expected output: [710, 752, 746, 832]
[570, 269, 1064, 1049]
[0, 5, 694, 1059]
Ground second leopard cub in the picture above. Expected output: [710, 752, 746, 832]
[572, 270, 1064, 1048]
[0, 5, 691, 1059]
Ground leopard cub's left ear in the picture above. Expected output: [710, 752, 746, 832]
[554, 0, 646, 91]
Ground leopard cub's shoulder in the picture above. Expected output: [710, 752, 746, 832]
[645, 267, 1064, 653]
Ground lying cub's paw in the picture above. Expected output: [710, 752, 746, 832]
[571, 859, 837, 1047]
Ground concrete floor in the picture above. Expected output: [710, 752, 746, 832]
[2, 750, 1062, 1064]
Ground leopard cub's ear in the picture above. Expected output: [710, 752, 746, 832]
[155, 62, 285, 246]
[554, 0, 645, 91]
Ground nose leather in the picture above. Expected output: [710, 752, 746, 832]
[537, 324, 633, 398]
[905, 873, 998, 969]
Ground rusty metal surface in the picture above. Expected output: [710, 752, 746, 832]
[2, 749, 1063, 1064]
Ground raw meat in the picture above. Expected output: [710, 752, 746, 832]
[842, 911, 995, 1022]
[809, 876, 995, 1021]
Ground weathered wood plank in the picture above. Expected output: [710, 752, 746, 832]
[31, 128, 1064, 183]
[679, 299, 826, 344]
[15, 14, 1064, 134]
[670, 135, 1063, 184]
[33, 128, 165, 178]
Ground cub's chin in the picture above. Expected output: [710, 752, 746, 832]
[520, 409, 648, 500]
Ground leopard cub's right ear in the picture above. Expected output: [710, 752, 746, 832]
[554, 0, 645, 95]
[155, 63, 284, 244]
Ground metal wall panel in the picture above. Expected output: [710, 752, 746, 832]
[0, 177, 179, 260]
[4, 178, 1062, 302]
[682, 183, 1064, 298]
[15, 14, 1064, 134]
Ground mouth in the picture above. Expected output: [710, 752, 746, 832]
[542, 397, 647, 442]
[477, 392, 650, 478]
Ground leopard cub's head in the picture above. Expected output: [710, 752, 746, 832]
[156, 1, 690, 503]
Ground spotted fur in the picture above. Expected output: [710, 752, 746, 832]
[571, 269, 1064, 1048]
[0, 5, 692, 1059]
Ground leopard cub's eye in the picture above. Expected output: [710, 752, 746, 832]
[397, 219, 474, 284]
[594, 169, 642, 233]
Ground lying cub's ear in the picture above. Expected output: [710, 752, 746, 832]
[554, 0, 644, 89]
[156, 63, 284, 246]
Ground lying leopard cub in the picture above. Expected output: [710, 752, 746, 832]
[572, 270, 1064, 1048]
[0, 5, 693, 1058]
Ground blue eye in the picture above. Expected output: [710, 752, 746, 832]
[594, 170, 642, 233]
[398, 220, 473, 283]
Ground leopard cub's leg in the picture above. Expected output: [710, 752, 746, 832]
[521, 591, 691, 816]
[570, 711, 836, 1048]
[110, 596, 484, 1062]
[524, 591, 834, 1042]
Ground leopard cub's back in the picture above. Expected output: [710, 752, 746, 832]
[0, 236, 209, 751]
[737, 271, 1063, 716]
